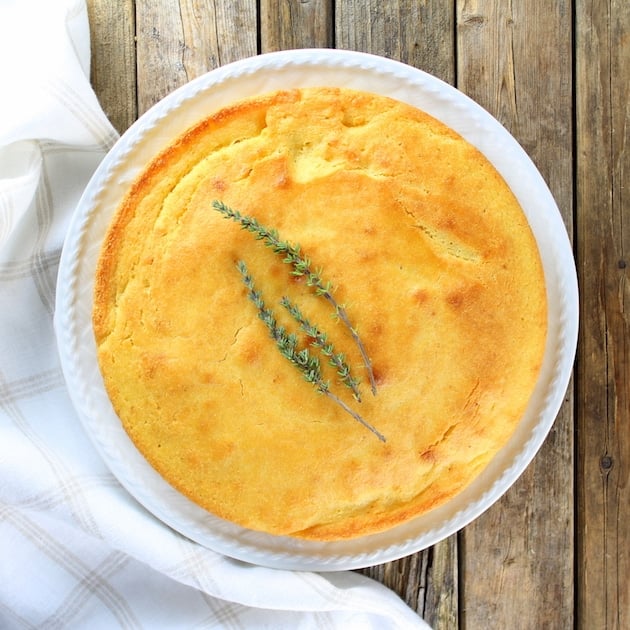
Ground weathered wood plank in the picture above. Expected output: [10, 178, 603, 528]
[456, 1, 574, 628]
[85, 0, 136, 133]
[336, 2, 458, 627]
[423, 538, 459, 629]
[359, 538, 458, 628]
[576, 1, 630, 628]
[135, 0, 257, 115]
[260, 0, 333, 50]
[335, 0, 455, 84]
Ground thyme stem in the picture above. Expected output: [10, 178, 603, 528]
[237, 260, 385, 442]
[322, 389, 386, 443]
[213, 200, 377, 395]
[280, 296, 362, 402]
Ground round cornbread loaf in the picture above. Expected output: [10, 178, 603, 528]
[93, 87, 547, 540]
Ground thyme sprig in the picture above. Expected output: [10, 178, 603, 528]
[280, 296, 362, 402]
[212, 200, 377, 395]
[237, 261, 385, 442]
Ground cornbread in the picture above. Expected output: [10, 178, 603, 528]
[93, 87, 547, 540]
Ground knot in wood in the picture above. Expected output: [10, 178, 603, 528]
[600, 455, 613, 471]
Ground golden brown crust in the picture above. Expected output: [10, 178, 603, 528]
[93, 87, 547, 540]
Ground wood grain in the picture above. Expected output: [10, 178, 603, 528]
[134, 0, 257, 114]
[576, 1, 630, 628]
[85, 0, 136, 133]
[335, 0, 455, 83]
[456, 1, 574, 628]
[260, 0, 333, 50]
[423, 538, 459, 629]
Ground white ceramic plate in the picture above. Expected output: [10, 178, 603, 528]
[55, 49, 578, 571]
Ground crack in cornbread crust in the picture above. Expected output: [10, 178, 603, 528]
[93, 87, 547, 540]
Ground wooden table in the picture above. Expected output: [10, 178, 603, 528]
[85, 2, 628, 628]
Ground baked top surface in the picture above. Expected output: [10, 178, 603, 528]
[93, 87, 547, 540]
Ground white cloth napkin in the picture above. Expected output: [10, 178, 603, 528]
[0, 1, 431, 627]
